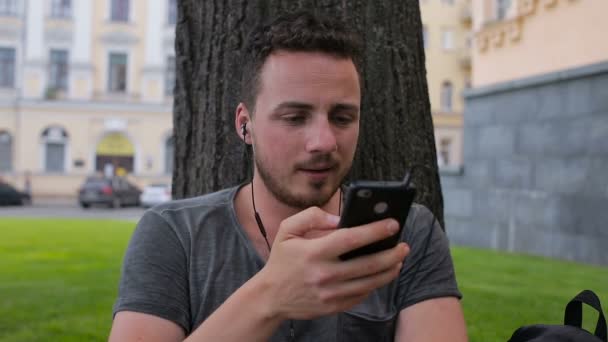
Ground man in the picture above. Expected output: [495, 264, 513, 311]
[110, 11, 467, 342]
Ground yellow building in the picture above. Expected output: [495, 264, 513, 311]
[420, 0, 472, 169]
[472, 0, 608, 86]
[0, 0, 177, 198]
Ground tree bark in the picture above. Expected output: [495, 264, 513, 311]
[173, 0, 445, 228]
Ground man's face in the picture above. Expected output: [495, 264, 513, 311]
[250, 51, 361, 209]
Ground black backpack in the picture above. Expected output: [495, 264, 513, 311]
[508, 290, 607, 342]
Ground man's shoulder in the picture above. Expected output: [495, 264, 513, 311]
[407, 203, 435, 224]
[403, 203, 441, 239]
[144, 186, 240, 223]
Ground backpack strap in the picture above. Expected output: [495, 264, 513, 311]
[564, 290, 607, 341]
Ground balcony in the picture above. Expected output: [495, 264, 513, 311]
[44, 87, 68, 101]
[459, 48, 472, 70]
[94, 91, 141, 104]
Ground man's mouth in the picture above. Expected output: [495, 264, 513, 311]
[298, 165, 338, 181]
[299, 164, 336, 173]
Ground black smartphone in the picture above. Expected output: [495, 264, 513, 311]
[338, 180, 416, 260]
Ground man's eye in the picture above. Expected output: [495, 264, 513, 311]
[283, 114, 307, 125]
[332, 114, 355, 126]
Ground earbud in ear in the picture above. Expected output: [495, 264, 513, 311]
[241, 123, 247, 139]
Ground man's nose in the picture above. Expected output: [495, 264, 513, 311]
[305, 118, 338, 153]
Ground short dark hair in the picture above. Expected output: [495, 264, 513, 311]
[240, 11, 363, 113]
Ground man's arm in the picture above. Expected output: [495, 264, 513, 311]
[109, 312, 185, 342]
[395, 297, 468, 342]
[392, 204, 467, 341]
[109, 272, 283, 342]
[110, 207, 409, 342]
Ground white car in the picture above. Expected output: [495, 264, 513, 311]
[140, 183, 172, 208]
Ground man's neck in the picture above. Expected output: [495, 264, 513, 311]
[235, 178, 341, 248]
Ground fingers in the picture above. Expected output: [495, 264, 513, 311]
[337, 261, 402, 296]
[288, 260, 402, 320]
[316, 262, 403, 313]
[275, 207, 339, 241]
[333, 242, 409, 281]
[304, 243, 408, 290]
[317, 218, 403, 257]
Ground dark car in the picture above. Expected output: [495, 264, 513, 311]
[77, 176, 141, 208]
[0, 182, 31, 206]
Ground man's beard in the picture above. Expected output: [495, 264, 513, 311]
[254, 152, 347, 209]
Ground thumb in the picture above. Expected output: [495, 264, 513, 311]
[276, 207, 340, 242]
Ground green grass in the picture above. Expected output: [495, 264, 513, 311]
[1, 218, 606, 341]
[454, 247, 608, 341]
[0, 218, 135, 342]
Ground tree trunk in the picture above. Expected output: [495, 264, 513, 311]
[173, 0, 445, 228]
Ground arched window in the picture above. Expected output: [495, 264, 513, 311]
[0, 130, 12, 172]
[41, 126, 68, 173]
[441, 81, 453, 112]
[165, 135, 174, 174]
[95, 132, 135, 174]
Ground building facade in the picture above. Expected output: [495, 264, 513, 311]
[472, 0, 608, 86]
[420, 0, 472, 170]
[441, 0, 608, 265]
[0, 0, 176, 198]
[0, 1, 473, 199]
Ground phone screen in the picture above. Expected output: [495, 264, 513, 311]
[338, 181, 416, 260]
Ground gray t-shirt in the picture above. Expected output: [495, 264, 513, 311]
[113, 185, 461, 341]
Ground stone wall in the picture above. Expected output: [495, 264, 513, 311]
[441, 61, 608, 265]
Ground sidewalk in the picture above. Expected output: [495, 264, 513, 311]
[31, 196, 76, 207]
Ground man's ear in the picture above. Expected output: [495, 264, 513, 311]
[235, 103, 252, 144]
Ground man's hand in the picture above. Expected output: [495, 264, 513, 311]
[256, 206, 410, 321]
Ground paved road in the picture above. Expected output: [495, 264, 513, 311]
[0, 200, 146, 221]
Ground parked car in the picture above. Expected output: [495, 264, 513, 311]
[0, 182, 31, 206]
[140, 183, 172, 208]
[77, 176, 141, 208]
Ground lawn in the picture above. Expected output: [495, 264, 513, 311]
[0, 218, 134, 342]
[0, 218, 606, 341]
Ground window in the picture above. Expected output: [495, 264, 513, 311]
[441, 29, 454, 51]
[111, 0, 129, 22]
[441, 81, 453, 112]
[165, 136, 174, 174]
[0, 47, 15, 88]
[465, 33, 473, 48]
[42, 126, 68, 173]
[168, 0, 177, 25]
[165, 56, 175, 96]
[422, 25, 429, 49]
[108, 53, 127, 92]
[438, 138, 452, 167]
[0, 131, 12, 172]
[496, 0, 511, 20]
[48, 49, 69, 91]
[0, 0, 17, 15]
[50, 0, 71, 18]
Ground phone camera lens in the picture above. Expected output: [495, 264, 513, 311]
[357, 189, 373, 198]
[374, 202, 388, 214]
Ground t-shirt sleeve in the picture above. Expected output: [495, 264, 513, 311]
[396, 205, 462, 310]
[112, 210, 191, 333]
